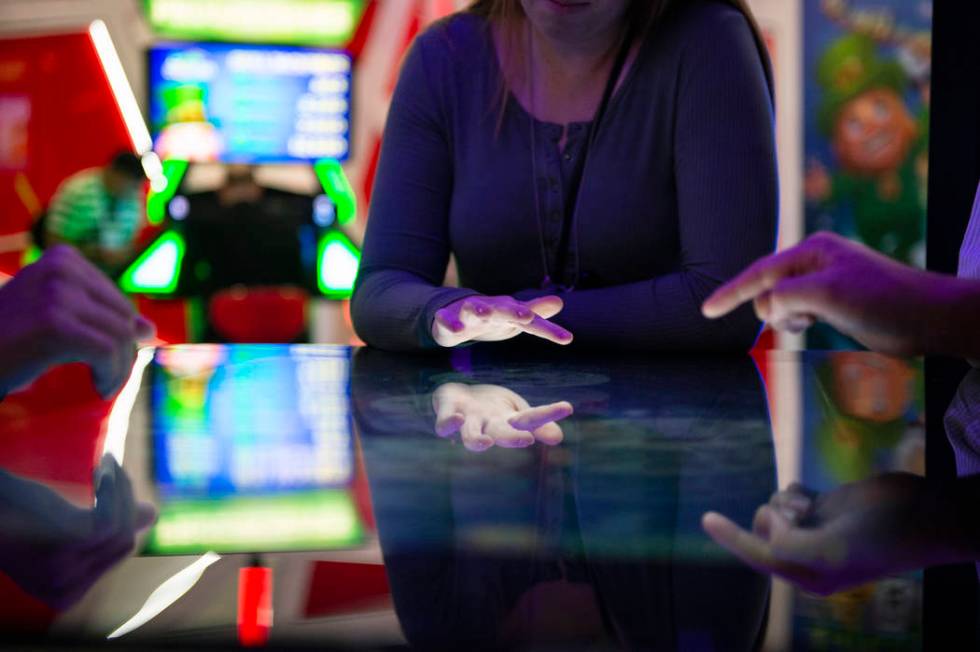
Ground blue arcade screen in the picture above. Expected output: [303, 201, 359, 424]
[148, 42, 352, 163]
[142, 345, 364, 555]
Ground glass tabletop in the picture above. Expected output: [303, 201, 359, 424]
[0, 344, 926, 650]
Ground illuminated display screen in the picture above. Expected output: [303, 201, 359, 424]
[144, 0, 367, 48]
[145, 344, 363, 554]
[148, 42, 352, 163]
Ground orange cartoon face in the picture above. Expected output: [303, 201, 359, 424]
[830, 352, 913, 422]
[832, 88, 917, 175]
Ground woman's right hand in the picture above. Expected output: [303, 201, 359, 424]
[431, 295, 573, 347]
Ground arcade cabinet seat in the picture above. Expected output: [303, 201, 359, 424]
[208, 285, 308, 343]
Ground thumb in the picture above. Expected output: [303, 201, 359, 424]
[766, 272, 838, 326]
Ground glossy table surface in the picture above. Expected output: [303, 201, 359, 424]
[0, 344, 926, 650]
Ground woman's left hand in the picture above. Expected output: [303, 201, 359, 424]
[432, 295, 573, 347]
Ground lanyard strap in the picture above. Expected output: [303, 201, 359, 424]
[552, 31, 635, 288]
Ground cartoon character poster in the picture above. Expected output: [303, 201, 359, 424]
[804, 0, 931, 348]
[792, 351, 924, 650]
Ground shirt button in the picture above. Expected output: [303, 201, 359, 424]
[563, 153, 573, 162]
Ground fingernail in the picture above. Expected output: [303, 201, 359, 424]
[786, 317, 811, 333]
[777, 507, 799, 522]
[787, 495, 812, 512]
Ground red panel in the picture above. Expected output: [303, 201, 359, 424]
[303, 561, 390, 618]
[136, 296, 191, 344]
[209, 287, 308, 343]
[0, 31, 133, 273]
[238, 567, 273, 647]
[0, 571, 56, 633]
[0, 363, 109, 492]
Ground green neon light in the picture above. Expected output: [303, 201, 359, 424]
[143, 490, 363, 555]
[120, 230, 185, 294]
[145, 0, 366, 47]
[314, 159, 356, 225]
[146, 159, 188, 226]
[317, 230, 360, 299]
[21, 245, 41, 267]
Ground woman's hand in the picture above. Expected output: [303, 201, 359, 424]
[432, 382, 573, 452]
[432, 295, 573, 347]
[701, 474, 962, 596]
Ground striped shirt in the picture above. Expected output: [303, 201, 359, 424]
[47, 168, 143, 251]
[957, 181, 980, 279]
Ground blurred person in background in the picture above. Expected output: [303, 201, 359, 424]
[43, 151, 146, 276]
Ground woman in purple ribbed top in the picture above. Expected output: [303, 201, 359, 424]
[352, 0, 777, 351]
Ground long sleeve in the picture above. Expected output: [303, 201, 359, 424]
[550, 9, 777, 351]
[351, 38, 478, 351]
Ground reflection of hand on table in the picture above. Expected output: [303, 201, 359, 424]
[432, 295, 573, 348]
[0, 456, 157, 610]
[702, 473, 980, 595]
[432, 382, 573, 452]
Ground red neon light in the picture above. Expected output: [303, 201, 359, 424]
[237, 566, 273, 647]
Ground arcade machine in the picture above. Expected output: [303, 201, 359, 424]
[126, 36, 362, 343]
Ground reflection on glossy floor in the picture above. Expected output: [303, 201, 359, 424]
[0, 344, 923, 650]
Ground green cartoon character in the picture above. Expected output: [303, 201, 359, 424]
[806, 34, 927, 265]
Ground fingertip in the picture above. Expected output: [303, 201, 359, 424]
[448, 318, 464, 332]
[435, 414, 465, 438]
[135, 315, 156, 340]
[136, 503, 158, 530]
[701, 301, 721, 319]
[465, 436, 494, 452]
[701, 511, 735, 540]
[504, 435, 534, 448]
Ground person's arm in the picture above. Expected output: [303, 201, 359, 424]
[350, 36, 479, 351]
[702, 231, 980, 359]
[548, 8, 777, 351]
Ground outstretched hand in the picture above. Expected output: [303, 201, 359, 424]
[432, 382, 573, 452]
[702, 232, 952, 356]
[432, 295, 573, 348]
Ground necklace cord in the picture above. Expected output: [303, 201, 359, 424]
[528, 23, 636, 292]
